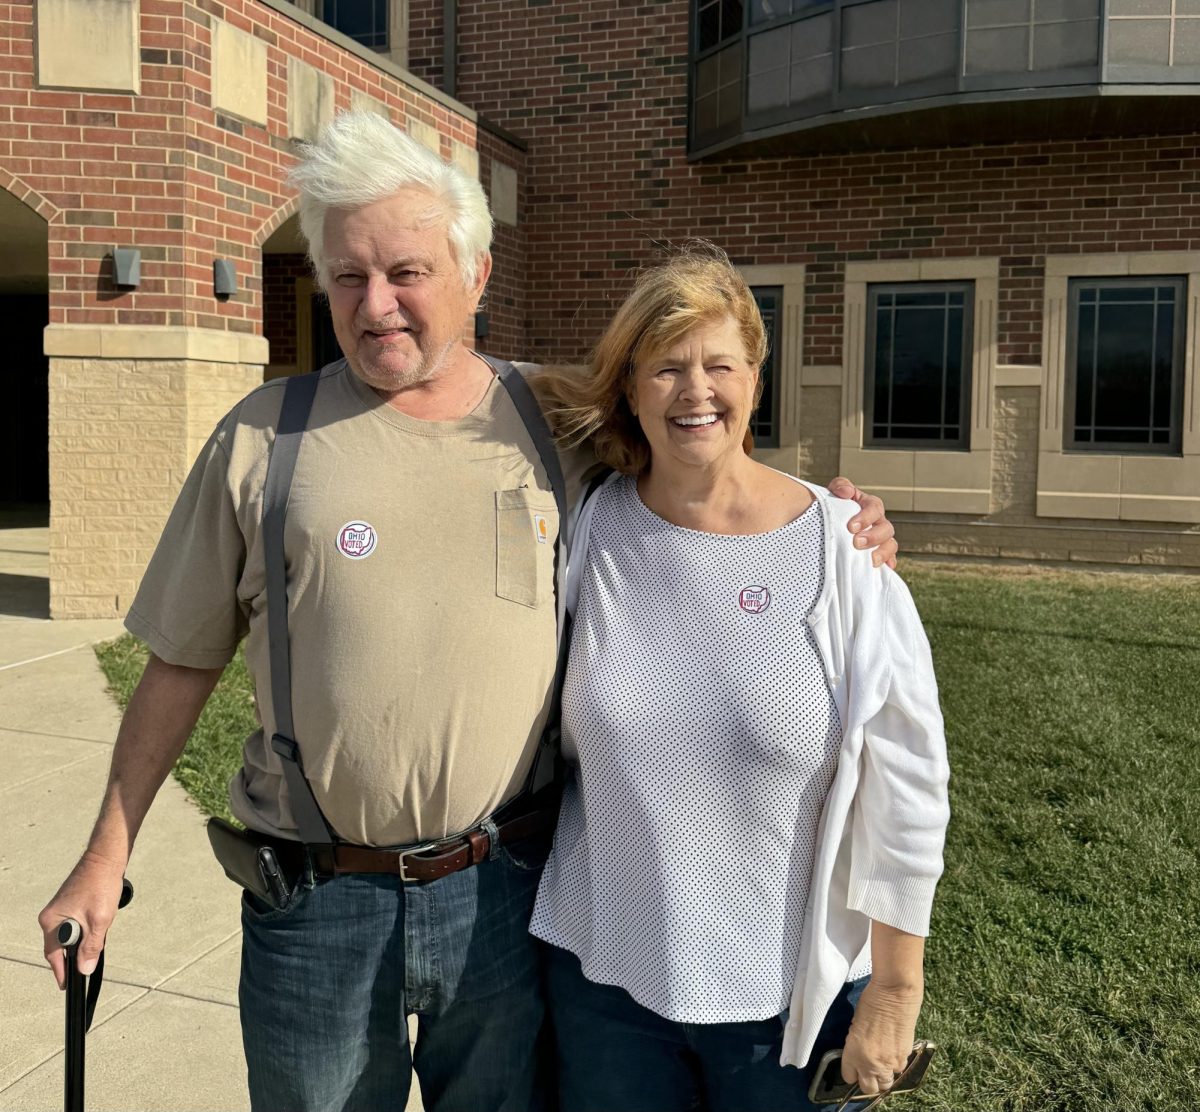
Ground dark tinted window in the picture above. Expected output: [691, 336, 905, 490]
[1067, 278, 1184, 452]
[865, 283, 973, 449]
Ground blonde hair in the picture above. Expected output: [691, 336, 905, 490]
[532, 245, 767, 475]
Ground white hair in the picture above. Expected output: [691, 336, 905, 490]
[289, 111, 493, 290]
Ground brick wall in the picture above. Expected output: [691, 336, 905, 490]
[0, 0, 525, 344]
[263, 251, 308, 371]
[422, 0, 1200, 370]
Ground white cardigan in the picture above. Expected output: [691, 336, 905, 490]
[563, 474, 950, 1069]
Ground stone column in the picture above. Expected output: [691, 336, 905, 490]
[45, 326, 266, 618]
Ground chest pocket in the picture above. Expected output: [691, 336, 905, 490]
[496, 488, 558, 608]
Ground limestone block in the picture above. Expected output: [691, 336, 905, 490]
[288, 58, 335, 141]
[490, 159, 518, 227]
[408, 119, 440, 154]
[351, 90, 390, 120]
[213, 20, 268, 126]
[36, 0, 140, 93]
[451, 140, 479, 180]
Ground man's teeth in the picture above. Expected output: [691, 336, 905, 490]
[672, 414, 720, 427]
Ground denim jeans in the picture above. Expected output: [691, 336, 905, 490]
[544, 943, 871, 1112]
[239, 835, 551, 1112]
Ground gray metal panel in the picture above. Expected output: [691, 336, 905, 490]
[1107, 0, 1171, 14]
[1106, 18, 1172, 64]
[843, 0, 900, 46]
[1034, 19, 1101, 67]
[900, 0, 960, 37]
[900, 30, 960, 77]
[966, 24, 1030, 71]
[843, 42, 900, 84]
[967, 0, 1031, 29]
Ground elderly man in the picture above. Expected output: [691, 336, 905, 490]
[39, 112, 896, 1112]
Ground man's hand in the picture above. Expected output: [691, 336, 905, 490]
[839, 978, 923, 1097]
[828, 476, 897, 569]
[38, 850, 129, 988]
[34, 653, 222, 989]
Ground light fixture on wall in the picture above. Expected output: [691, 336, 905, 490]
[213, 258, 238, 300]
[111, 246, 141, 289]
[474, 310, 489, 340]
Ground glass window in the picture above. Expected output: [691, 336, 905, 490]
[751, 287, 783, 448]
[1065, 278, 1184, 453]
[696, 0, 745, 52]
[865, 282, 973, 450]
[319, 0, 389, 51]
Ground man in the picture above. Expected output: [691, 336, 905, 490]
[39, 112, 896, 1112]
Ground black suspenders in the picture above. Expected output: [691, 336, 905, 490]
[265, 359, 569, 848]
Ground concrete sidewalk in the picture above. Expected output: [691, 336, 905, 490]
[0, 524, 249, 1111]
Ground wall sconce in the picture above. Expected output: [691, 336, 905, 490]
[213, 259, 238, 299]
[474, 310, 490, 340]
[111, 247, 141, 289]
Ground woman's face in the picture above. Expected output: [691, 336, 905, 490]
[628, 315, 759, 475]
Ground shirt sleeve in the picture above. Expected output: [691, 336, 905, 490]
[123, 422, 249, 669]
[846, 570, 951, 936]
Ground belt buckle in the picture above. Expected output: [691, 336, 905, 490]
[397, 842, 438, 884]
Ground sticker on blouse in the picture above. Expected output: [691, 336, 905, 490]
[738, 585, 771, 614]
[336, 520, 378, 560]
[533, 514, 549, 544]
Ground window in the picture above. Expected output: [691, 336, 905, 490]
[750, 286, 782, 448]
[1065, 277, 1184, 454]
[696, 0, 745, 51]
[318, 0, 389, 51]
[865, 283, 973, 450]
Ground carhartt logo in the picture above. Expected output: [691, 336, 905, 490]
[739, 586, 771, 614]
[336, 521, 377, 560]
[533, 514, 549, 544]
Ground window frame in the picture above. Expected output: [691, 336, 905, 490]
[1063, 275, 1186, 456]
[749, 284, 784, 449]
[863, 280, 975, 452]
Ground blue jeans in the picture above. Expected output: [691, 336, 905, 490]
[239, 836, 551, 1112]
[544, 943, 870, 1112]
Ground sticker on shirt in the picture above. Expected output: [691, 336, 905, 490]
[533, 513, 549, 545]
[336, 520, 378, 560]
[738, 585, 771, 614]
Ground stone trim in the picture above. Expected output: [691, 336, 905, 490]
[738, 264, 805, 448]
[840, 258, 1000, 514]
[44, 325, 269, 365]
[1039, 252, 1200, 524]
[257, 0, 478, 122]
[995, 365, 1044, 387]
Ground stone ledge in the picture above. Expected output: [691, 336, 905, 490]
[44, 326, 269, 365]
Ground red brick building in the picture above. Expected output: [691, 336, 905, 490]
[2, 1, 1197, 616]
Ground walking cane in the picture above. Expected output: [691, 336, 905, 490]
[57, 878, 134, 1112]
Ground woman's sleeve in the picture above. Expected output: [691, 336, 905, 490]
[847, 570, 951, 937]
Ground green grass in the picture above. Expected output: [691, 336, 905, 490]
[94, 563, 1200, 1111]
[94, 634, 255, 823]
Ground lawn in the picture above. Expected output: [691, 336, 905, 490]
[95, 562, 1200, 1111]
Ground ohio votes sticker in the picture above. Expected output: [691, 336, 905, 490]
[336, 520, 377, 560]
[738, 585, 771, 613]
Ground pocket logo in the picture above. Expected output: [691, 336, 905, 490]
[738, 585, 771, 614]
[533, 514, 549, 544]
[336, 520, 378, 560]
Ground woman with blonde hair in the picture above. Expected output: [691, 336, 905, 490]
[529, 247, 950, 1111]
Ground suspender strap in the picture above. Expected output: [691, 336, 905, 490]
[480, 355, 571, 797]
[487, 356, 568, 524]
[263, 370, 336, 848]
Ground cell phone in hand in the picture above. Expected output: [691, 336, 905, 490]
[807, 1041, 936, 1104]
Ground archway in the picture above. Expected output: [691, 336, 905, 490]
[0, 185, 50, 616]
[261, 213, 338, 379]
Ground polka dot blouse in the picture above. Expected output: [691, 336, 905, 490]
[530, 475, 843, 1023]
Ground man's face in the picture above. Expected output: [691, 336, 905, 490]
[321, 188, 489, 394]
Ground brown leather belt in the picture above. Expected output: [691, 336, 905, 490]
[308, 803, 556, 884]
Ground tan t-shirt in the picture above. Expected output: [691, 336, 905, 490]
[126, 358, 591, 846]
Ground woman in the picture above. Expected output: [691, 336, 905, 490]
[529, 249, 950, 1111]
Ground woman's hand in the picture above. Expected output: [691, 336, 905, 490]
[839, 978, 923, 1097]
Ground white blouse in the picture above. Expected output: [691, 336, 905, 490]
[530, 475, 842, 1023]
